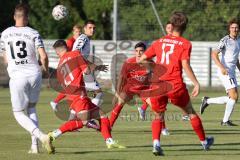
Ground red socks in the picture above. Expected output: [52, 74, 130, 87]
[100, 117, 112, 140]
[54, 93, 66, 103]
[59, 120, 83, 133]
[152, 119, 162, 141]
[190, 115, 206, 141]
[109, 104, 123, 127]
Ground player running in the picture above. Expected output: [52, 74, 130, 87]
[200, 18, 240, 126]
[48, 40, 125, 152]
[109, 42, 170, 136]
[0, 4, 53, 154]
[139, 11, 214, 156]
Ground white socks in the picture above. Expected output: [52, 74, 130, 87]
[206, 96, 236, 122]
[207, 96, 229, 104]
[52, 129, 62, 139]
[223, 98, 236, 122]
[27, 107, 39, 146]
[13, 111, 45, 142]
[153, 139, 160, 147]
[91, 92, 103, 106]
[106, 138, 114, 144]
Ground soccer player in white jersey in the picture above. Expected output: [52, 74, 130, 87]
[0, 4, 53, 154]
[50, 20, 104, 109]
[200, 18, 240, 126]
[72, 20, 104, 106]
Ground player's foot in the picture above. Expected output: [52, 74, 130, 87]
[86, 120, 100, 131]
[161, 128, 170, 136]
[41, 134, 55, 154]
[202, 136, 214, 151]
[200, 97, 209, 114]
[28, 146, 39, 154]
[152, 145, 164, 156]
[182, 115, 190, 121]
[221, 120, 238, 126]
[106, 139, 126, 149]
[138, 107, 146, 120]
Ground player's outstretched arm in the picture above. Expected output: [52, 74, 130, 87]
[211, 50, 228, 75]
[38, 48, 49, 76]
[182, 59, 200, 97]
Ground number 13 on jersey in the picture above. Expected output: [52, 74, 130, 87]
[161, 43, 175, 65]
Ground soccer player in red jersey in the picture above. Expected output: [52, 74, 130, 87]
[138, 12, 214, 156]
[109, 42, 171, 128]
[66, 24, 81, 51]
[109, 42, 150, 127]
[48, 40, 125, 152]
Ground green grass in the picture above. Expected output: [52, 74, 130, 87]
[0, 88, 240, 160]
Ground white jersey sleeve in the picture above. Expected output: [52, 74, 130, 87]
[1, 26, 43, 79]
[216, 37, 225, 52]
[72, 34, 90, 58]
[33, 31, 44, 49]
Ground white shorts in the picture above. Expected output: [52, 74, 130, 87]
[218, 70, 237, 91]
[10, 74, 42, 112]
[83, 74, 101, 91]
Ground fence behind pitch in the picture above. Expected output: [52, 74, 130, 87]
[0, 40, 238, 88]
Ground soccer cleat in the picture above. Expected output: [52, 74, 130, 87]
[41, 135, 55, 154]
[106, 140, 126, 149]
[86, 120, 100, 131]
[202, 136, 214, 151]
[200, 97, 209, 114]
[182, 115, 190, 121]
[138, 107, 146, 120]
[161, 128, 170, 136]
[152, 145, 164, 156]
[221, 120, 238, 126]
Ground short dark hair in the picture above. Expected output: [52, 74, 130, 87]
[53, 39, 67, 49]
[166, 21, 171, 25]
[135, 42, 146, 50]
[228, 18, 239, 29]
[84, 20, 96, 27]
[169, 11, 188, 34]
[14, 3, 29, 16]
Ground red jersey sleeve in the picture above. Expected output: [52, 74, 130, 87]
[181, 42, 192, 60]
[66, 37, 75, 51]
[144, 41, 156, 59]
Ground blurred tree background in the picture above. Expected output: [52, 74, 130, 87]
[0, 0, 240, 41]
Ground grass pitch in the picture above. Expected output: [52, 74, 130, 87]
[0, 87, 239, 160]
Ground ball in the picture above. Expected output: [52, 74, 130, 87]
[52, 5, 68, 21]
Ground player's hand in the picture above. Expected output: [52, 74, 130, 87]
[191, 83, 200, 97]
[96, 64, 108, 72]
[220, 67, 228, 75]
[50, 101, 58, 112]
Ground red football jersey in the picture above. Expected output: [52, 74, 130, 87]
[57, 50, 88, 101]
[121, 57, 149, 86]
[144, 35, 191, 84]
[66, 36, 75, 51]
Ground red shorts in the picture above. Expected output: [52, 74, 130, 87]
[150, 83, 190, 113]
[70, 97, 98, 113]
